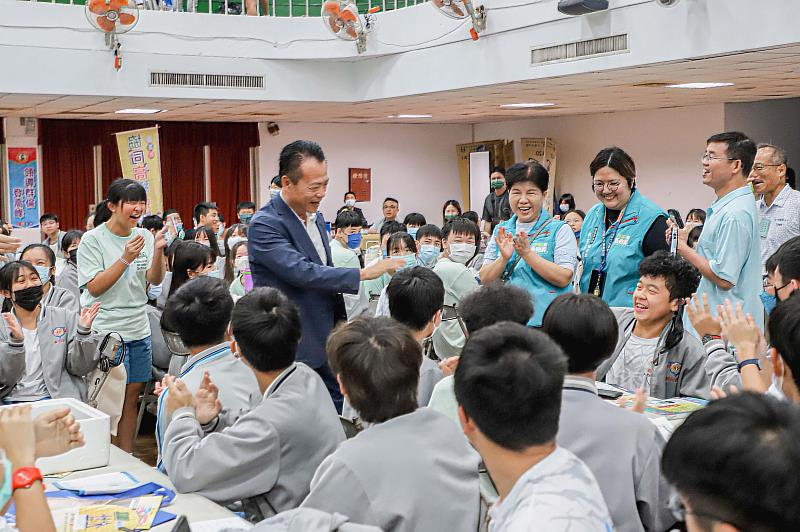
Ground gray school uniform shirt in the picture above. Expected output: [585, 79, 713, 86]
[45, 284, 79, 314]
[163, 362, 345, 515]
[557, 376, 672, 532]
[55, 262, 80, 308]
[302, 407, 482, 532]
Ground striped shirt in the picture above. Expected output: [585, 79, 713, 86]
[758, 184, 800, 273]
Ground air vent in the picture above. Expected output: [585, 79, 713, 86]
[150, 72, 265, 89]
[531, 34, 628, 65]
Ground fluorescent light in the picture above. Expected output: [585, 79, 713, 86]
[499, 103, 555, 109]
[665, 83, 734, 89]
[388, 114, 432, 119]
[115, 108, 164, 114]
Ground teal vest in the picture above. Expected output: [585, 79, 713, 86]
[499, 211, 571, 327]
[579, 190, 665, 307]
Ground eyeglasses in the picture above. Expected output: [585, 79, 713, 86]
[592, 181, 622, 192]
[701, 154, 735, 163]
[752, 163, 783, 172]
[764, 278, 792, 295]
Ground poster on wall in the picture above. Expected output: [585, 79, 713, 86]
[349, 168, 372, 202]
[456, 140, 514, 210]
[6, 147, 40, 228]
[520, 138, 557, 214]
[115, 126, 164, 215]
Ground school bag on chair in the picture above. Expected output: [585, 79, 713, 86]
[85, 333, 127, 436]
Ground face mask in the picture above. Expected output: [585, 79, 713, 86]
[269, 189, 280, 201]
[345, 199, 356, 208]
[449, 243, 476, 264]
[407, 227, 419, 239]
[68, 248, 78, 265]
[0, 451, 11, 512]
[196, 240, 211, 248]
[396, 254, 417, 271]
[559, 204, 570, 213]
[418, 245, 441, 268]
[239, 213, 253, 225]
[13, 284, 43, 311]
[147, 282, 163, 301]
[760, 291, 777, 316]
[445, 214, 458, 222]
[491, 179, 504, 190]
[234, 256, 250, 274]
[347, 233, 363, 250]
[382, 250, 389, 259]
[227, 236, 247, 250]
[216, 225, 225, 239]
[33, 265, 51, 286]
[207, 268, 223, 279]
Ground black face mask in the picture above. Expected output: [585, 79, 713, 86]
[68, 248, 78, 265]
[13, 285, 43, 312]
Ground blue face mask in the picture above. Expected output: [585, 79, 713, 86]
[269, 189, 280, 201]
[418, 245, 441, 268]
[760, 291, 777, 315]
[397, 254, 418, 271]
[33, 265, 51, 286]
[347, 233, 363, 250]
[207, 269, 223, 279]
[407, 227, 419, 239]
[239, 213, 253, 226]
[0, 452, 11, 512]
[147, 283, 163, 301]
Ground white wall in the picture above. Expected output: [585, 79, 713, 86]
[725, 98, 800, 173]
[257, 122, 472, 225]
[473, 104, 726, 216]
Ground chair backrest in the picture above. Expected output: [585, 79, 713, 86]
[147, 305, 172, 370]
[162, 328, 191, 357]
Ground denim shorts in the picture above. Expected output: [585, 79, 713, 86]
[121, 336, 153, 384]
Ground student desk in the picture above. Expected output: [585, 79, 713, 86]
[47, 445, 242, 530]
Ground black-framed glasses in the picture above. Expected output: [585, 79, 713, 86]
[592, 181, 622, 192]
[701, 153, 735, 163]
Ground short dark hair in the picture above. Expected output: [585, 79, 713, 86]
[387, 266, 444, 332]
[232, 288, 301, 372]
[386, 232, 417, 257]
[141, 214, 164, 232]
[163, 208, 179, 218]
[662, 393, 800, 532]
[491, 166, 505, 175]
[278, 140, 326, 185]
[327, 316, 420, 424]
[270, 175, 282, 188]
[558, 193, 576, 210]
[687, 208, 707, 224]
[459, 283, 533, 334]
[505, 161, 549, 192]
[768, 292, 800, 388]
[20, 243, 56, 268]
[442, 218, 481, 249]
[107, 178, 147, 204]
[402, 213, 426, 227]
[163, 277, 233, 348]
[775, 236, 800, 283]
[462, 211, 480, 226]
[61, 230, 83, 255]
[638, 251, 700, 300]
[415, 224, 442, 244]
[380, 221, 407, 243]
[687, 225, 703, 248]
[39, 213, 58, 224]
[707, 131, 757, 177]
[193, 202, 218, 224]
[455, 322, 567, 450]
[344, 191, 356, 200]
[564, 209, 585, 220]
[185, 227, 219, 259]
[236, 201, 256, 212]
[93, 200, 112, 226]
[542, 294, 619, 373]
[383, 197, 399, 207]
[169, 241, 216, 297]
[335, 210, 363, 230]
[590, 147, 636, 188]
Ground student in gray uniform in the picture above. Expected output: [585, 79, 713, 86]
[302, 316, 481, 532]
[543, 293, 673, 532]
[19, 244, 78, 314]
[455, 322, 613, 531]
[161, 287, 344, 521]
[155, 277, 260, 470]
[56, 230, 83, 307]
[600, 251, 711, 399]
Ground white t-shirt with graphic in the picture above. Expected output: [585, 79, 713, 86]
[606, 334, 659, 391]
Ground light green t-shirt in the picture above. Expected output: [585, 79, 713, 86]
[432, 258, 480, 359]
[78, 223, 154, 341]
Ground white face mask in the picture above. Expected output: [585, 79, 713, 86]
[559, 203, 570, 213]
[345, 198, 356, 207]
[234, 256, 249, 273]
[449, 243, 476, 264]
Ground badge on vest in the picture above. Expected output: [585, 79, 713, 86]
[614, 234, 631, 246]
[531, 242, 548, 254]
[759, 218, 770, 238]
[52, 326, 66, 344]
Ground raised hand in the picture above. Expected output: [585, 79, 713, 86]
[78, 302, 101, 330]
[3, 313, 23, 342]
[496, 226, 515, 261]
[685, 293, 721, 337]
[438, 356, 460, 377]
[513, 231, 533, 259]
[0, 234, 22, 255]
[665, 219, 690, 252]
[195, 372, 222, 425]
[122, 234, 146, 264]
[719, 300, 762, 358]
[165, 378, 195, 417]
[154, 228, 168, 253]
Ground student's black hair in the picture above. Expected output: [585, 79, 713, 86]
[223, 224, 248, 260]
[383, 197, 399, 207]
[20, 243, 56, 269]
[93, 200, 112, 226]
[442, 218, 481, 249]
[344, 190, 356, 200]
[542, 294, 619, 373]
[107, 178, 147, 204]
[687, 225, 703, 248]
[335, 210, 363, 231]
[193, 202, 218, 224]
[387, 266, 445, 332]
[327, 316, 420, 424]
[415, 224, 442, 244]
[184, 227, 219, 259]
[686, 208, 707, 224]
[386, 232, 417, 257]
[455, 322, 567, 450]
[491, 166, 505, 176]
[707, 131, 757, 177]
[61, 230, 84, 256]
[590, 147, 636, 189]
[442, 200, 463, 223]
[236, 201, 256, 213]
[169, 241, 216, 298]
[279, 140, 326, 185]
[402, 213, 427, 227]
[141, 214, 164, 232]
[232, 287, 301, 372]
[558, 193, 576, 210]
[563, 209, 585, 220]
[163, 208, 179, 219]
[0, 260, 40, 312]
[459, 282, 533, 334]
[379, 221, 407, 242]
[39, 213, 58, 225]
[461, 211, 480, 226]
[775, 236, 800, 283]
[505, 161, 549, 192]
[638, 251, 700, 301]
[768, 292, 800, 388]
[270, 175, 282, 188]
[163, 277, 233, 349]
[662, 393, 800, 532]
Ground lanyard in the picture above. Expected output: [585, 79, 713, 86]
[502, 215, 553, 280]
[599, 204, 629, 273]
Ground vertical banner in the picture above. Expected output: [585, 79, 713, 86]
[115, 127, 164, 214]
[7, 147, 40, 228]
[348, 168, 372, 202]
[521, 138, 558, 214]
[456, 140, 514, 210]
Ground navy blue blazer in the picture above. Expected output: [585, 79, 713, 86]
[248, 195, 360, 368]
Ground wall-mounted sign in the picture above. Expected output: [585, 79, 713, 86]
[6, 147, 40, 228]
[349, 168, 372, 202]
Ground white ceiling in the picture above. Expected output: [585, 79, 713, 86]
[2, 45, 800, 123]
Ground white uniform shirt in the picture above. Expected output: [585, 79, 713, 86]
[606, 334, 659, 391]
[282, 192, 328, 266]
[757, 184, 800, 273]
[6, 326, 48, 401]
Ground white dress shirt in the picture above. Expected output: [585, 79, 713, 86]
[281, 192, 328, 266]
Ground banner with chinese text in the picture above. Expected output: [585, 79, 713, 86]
[115, 127, 164, 214]
[7, 147, 40, 228]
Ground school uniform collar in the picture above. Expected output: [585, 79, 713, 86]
[264, 363, 298, 398]
[184, 342, 231, 369]
[562, 375, 597, 395]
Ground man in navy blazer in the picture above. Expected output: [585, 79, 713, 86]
[248, 140, 403, 411]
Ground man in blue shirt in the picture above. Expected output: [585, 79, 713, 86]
[670, 132, 763, 338]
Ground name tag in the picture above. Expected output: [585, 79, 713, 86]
[614, 234, 631, 246]
[759, 218, 771, 238]
[532, 242, 548, 254]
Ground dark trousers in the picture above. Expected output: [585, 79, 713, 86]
[314, 362, 344, 414]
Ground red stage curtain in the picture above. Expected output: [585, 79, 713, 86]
[210, 145, 252, 225]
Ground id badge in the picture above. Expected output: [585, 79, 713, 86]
[588, 269, 606, 297]
[759, 217, 770, 238]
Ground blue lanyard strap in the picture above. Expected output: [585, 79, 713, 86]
[599, 203, 629, 273]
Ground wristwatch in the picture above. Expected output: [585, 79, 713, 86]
[11, 467, 43, 492]
[737, 358, 761, 372]
[701, 334, 722, 345]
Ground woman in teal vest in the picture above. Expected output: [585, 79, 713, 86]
[480, 161, 577, 326]
[579, 147, 669, 307]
